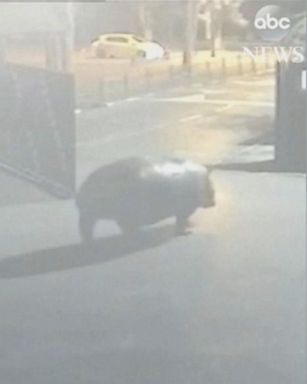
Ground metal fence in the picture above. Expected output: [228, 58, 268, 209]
[75, 55, 275, 108]
[0, 63, 76, 198]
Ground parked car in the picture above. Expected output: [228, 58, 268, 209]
[90, 33, 168, 60]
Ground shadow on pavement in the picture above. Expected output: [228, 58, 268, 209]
[84, 350, 294, 384]
[0, 225, 175, 279]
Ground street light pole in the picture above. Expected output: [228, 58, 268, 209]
[210, 3, 216, 57]
[61, 2, 75, 72]
[183, 0, 197, 67]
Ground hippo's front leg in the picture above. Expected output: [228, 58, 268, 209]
[79, 212, 97, 243]
[175, 215, 192, 236]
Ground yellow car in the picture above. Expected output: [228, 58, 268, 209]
[91, 33, 167, 60]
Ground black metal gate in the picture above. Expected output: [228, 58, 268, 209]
[0, 63, 75, 198]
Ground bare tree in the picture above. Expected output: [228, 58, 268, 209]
[183, 0, 199, 66]
[136, 2, 153, 40]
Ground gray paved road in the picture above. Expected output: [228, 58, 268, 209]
[0, 171, 305, 384]
[76, 72, 275, 182]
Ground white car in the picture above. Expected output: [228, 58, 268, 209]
[91, 33, 168, 60]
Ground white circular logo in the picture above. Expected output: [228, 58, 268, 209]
[254, 5, 291, 42]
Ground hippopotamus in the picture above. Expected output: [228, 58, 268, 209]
[76, 157, 215, 242]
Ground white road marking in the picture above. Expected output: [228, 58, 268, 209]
[233, 80, 275, 87]
[125, 97, 140, 102]
[179, 114, 203, 123]
[105, 96, 142, 107]
[256, 69, 275, 76]
[203, 89, 228, 95]
[216, 103, 234, 112]
[152, 95, 274, 108]
[171, 146, 275, 167]
[221, 145, 275, 163]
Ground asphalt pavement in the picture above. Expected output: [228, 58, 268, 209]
[0, 170, 305, 384]
[76, 71, 275, 183]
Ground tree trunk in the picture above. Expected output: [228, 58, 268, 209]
[137, 3, 153, 40]
[183, 0, 198, 67]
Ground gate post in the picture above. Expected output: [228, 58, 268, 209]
[275, 62, 306, 172]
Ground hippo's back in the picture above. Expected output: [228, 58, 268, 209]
[76, 157, 151, 214]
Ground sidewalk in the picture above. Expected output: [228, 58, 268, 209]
[75, 50, 275, 108]
[0, 170, 51, 207]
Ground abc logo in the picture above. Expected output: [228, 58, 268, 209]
[255, 14, 290, 30]
[254, 5, 291, 42]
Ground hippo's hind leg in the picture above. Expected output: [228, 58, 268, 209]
[116, 217, 141, 235]
[79, 212, 96, 243]
[175, 215, 192, 236]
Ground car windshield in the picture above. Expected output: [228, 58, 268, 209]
[0, 2, 306, 384]
[132, 35, 146, 43]
[107, 36, 129, 43]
